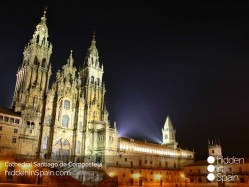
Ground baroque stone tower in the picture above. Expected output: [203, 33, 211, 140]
[162, 116, 178, 149]
[79, 34, 118, 162]
[12, 10, 52, 157]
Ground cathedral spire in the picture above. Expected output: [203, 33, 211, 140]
[91, 32, 96, 46]
[13, 9, 52, 112]
[84, 33, 100, 68]
[67, 49, 74, 66]
[31, 9, 49, 47]
[164, 116, 173, 129]
[41, 9, 47, 23]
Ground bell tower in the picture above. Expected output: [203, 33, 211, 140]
[13, 10, 52, 112]
[208, 139, 222, 157]
[79, 34, 107, 123]
[12, 10, 52, 157]
[79, 34, 111, 159]
[162, 116, 178, 149]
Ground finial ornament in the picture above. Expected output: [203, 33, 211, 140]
[91, 31, 96, 44]
[41, 7, 47, 22]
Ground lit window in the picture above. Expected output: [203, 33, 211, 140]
[78, 122, 83, 130]
[45, 115, 51, 125]
[62, 115, 69, 127]
[64, 100, 70, 110]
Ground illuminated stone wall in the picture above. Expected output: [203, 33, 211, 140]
[0, 111, 22, 156]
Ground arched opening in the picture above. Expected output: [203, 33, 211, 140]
[42, 136, 48, 150]
[91, 76, 94, 84]
[34, 56, 39, 66]
[31, 122, 35, 129]
[64, 100, 70, 110]
[62, 115, 69, 127]
[45, 115, 51, 125]
[54, 138, 70, 161]
[42, 58, 46, 67]
[36, 35, 40, 44]
[78, 122, 83, 130]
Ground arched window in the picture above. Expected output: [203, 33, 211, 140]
[62, 115, 69, 127]
[42, 38, 45, 45]
[42, 136, 48, 150]
[96, 78, 100, 86]
[42, 58, 46, 67]
[45, 115, 51, 125]
[31, 122, 35, 129]
[64, 100, 70, 110]
[36, 35, 40, 44]
[27, 121, 30, 127]
[78, 122, 83, 130]
[91, 76, 94, 84]
[34, 56, 39, 65]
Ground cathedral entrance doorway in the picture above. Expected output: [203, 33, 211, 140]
[53, 138, 70, 161]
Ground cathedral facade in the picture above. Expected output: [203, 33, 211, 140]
[0, 10, 196, 185]
[11, 10, 118, 162]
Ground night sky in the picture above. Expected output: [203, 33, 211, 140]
[1, 0, 249, 157]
